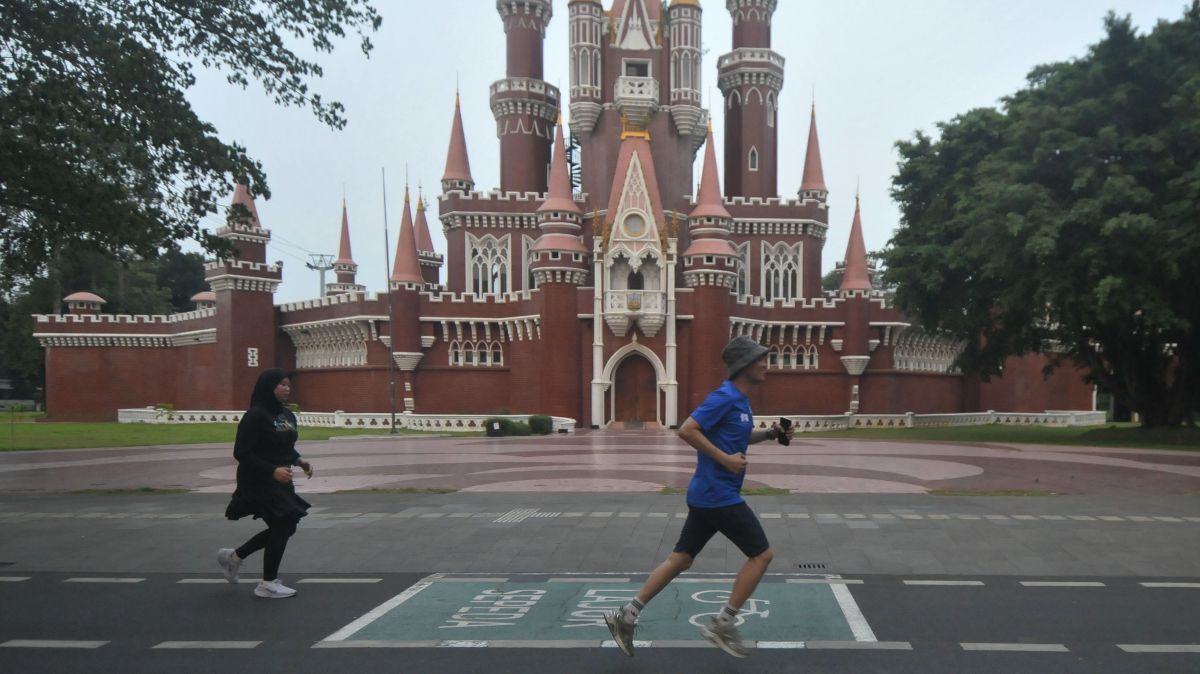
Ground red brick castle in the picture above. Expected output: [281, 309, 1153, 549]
[35, 0, 1093, 425]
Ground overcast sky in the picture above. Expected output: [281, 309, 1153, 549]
[186, 0, 1187, 304]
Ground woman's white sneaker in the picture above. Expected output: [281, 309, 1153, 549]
[254, 580, 297, 598]
[216, 548, 242, 583]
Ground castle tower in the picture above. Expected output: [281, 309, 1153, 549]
[532, 115, 589, 421]
[718, 0, 784, 198]
[799, 103, 828, 203]
[492, 0, 559, 193]
[204, 181, 282, 409]
[683, 124, 738, 408]
[327, 200, 365, 295]
[414, 191, 443, 286]
[388, 187, 425, 411]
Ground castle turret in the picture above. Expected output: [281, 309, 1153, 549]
[204, 182, 282, 409]
[441, 93, 475, 194]
[667, 0, 704, 137]
[838, 196, 873, 412]
[568, 0, 604, 136]
[327, 200, 365, 295]
[388, 187, 424, 411]
[492, 0, 559, 193]
[532, 115, 588, 422]
[718, 0, 784, 198]
[683, 124, 738, 409]
[63, 291, 106, 316]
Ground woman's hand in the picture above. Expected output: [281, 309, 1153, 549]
[273, 466, 293, 484]
[297, 460, 314, 479]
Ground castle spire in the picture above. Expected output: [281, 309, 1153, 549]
[839, 196, 872, 291]
[800, 104, 828, 195]
[441, 92, 475, 192]
[689, 122, 731, 220]
[538, 114, 581, 216]
[334, 200, 354, 265]
[390, 186, 423, 284]
[414, 189, 435, 254]
[228, 181, 262, 229]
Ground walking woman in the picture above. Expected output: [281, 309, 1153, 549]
[217, 368, 314, 598]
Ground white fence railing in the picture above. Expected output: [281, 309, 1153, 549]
[752, 410, 1106, 432]
[117, 408, 575, 434]
[121, 407, 1103, 434]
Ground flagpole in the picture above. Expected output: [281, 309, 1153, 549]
[381, 167, 398, 434]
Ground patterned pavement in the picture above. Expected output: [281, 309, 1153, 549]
[1, 430, 1197, 495]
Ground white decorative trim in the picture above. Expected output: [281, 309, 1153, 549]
[35, 330, 216, 348]
[840, 355, 870, 376]
[392, 352, 423, 371]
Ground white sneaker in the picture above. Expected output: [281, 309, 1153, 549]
[216, 548, 242, 584]
[254, 579, 297, 599]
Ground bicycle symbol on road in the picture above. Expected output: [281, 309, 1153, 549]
[687, 589, 770, 627]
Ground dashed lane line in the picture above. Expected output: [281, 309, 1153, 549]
[153, 641, 261, 649]
[0, 640, 108, 649]
[64, 577, 144, 583]
[961, 643, 1069, 652]
[1139, 582, 1200, 588]
[297, 578, 382, 584]
[1019, 581, 1106, 587]
[1119, 644, 1200, 653]
[903, 580, 985, 586]
[0, 577, 30, 582]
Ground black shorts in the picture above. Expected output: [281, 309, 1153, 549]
[673, 501, 770, 559]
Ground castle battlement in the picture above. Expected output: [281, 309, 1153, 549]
[440, 189, 589, 205]
[278, 291, 381, 313]
[204, 259, 282, 274]
[422, 289, 536, 305]
[33, 308, 217, 325]
[734, 295, 843, 310]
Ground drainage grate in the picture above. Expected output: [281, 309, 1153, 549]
[796, 563, 827, 570]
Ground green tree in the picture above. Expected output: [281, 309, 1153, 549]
[0, 0, 381, 289]
[882, 5, 1200, 427]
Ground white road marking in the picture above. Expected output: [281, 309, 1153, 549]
[297, 578, 382, 584]
[1139, 582, 1200, 588]
[177, 578, 258, 584]
[1119, 644, 1200, 653]
[549, 577, 628, 583]
[1019, 581, 1105, 587]
[0, 577, 31, 582]
[805, 641, 913, 650]
[65, 577, 144, 583]
[786, 578, 864, 585]
[904, 580, 985, 586]
[321, 573, 441, 642]
[830, 580, 877, 641]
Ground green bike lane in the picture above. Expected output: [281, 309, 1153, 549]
[319, 573, 873, 648]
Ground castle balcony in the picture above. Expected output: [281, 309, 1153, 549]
[614, 76, 660, 129]
[604, 290, 665, 338]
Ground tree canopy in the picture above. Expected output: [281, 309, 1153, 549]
[0, 0, 381, 289]
[882, 4, 1200, 426]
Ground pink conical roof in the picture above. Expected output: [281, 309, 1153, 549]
[840, 197, 872, 291]
[800, 105, 827, 193]
[539, 115, 581, 214]
[414, 192, 435, 253]
[441, 93, 473, 184]
[690, 124, 731, 219]
[228, 182, 262, 228]
[334, 201, 354, 265]
[390, 187, 423, 284]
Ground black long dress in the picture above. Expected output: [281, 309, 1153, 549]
[225, 406, 311, 522]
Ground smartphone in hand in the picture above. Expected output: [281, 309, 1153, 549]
[777, 417, 792, 446]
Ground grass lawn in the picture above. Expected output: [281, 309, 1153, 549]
[0, 417, 480, 452]
[805, 422, 1200, 451]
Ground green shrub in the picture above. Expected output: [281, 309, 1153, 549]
[510, 421, 532, 436]
[484, 417, 514, 436]
[529, 415, 553, 435]
[288, 403, 301, 413]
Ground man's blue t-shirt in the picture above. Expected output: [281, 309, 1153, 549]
[685, 380, 754, 508]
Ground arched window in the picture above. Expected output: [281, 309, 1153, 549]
[627, 270, 644, 290]
[732, 242, 751, 296]
[761, 242, 802, 301]
[468, 233, 511, 297]
[749, 147, 759, 172]
[767, 92, 776, 127]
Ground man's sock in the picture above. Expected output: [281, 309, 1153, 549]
[622, 597, 645, 621]
[716, 604, 738, 625]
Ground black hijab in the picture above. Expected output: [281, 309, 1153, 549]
[248, 368, 290, 415]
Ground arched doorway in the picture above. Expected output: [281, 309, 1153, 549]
[613, 355, 657, 423]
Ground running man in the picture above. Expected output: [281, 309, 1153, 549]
[605, 335, 793, 658]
